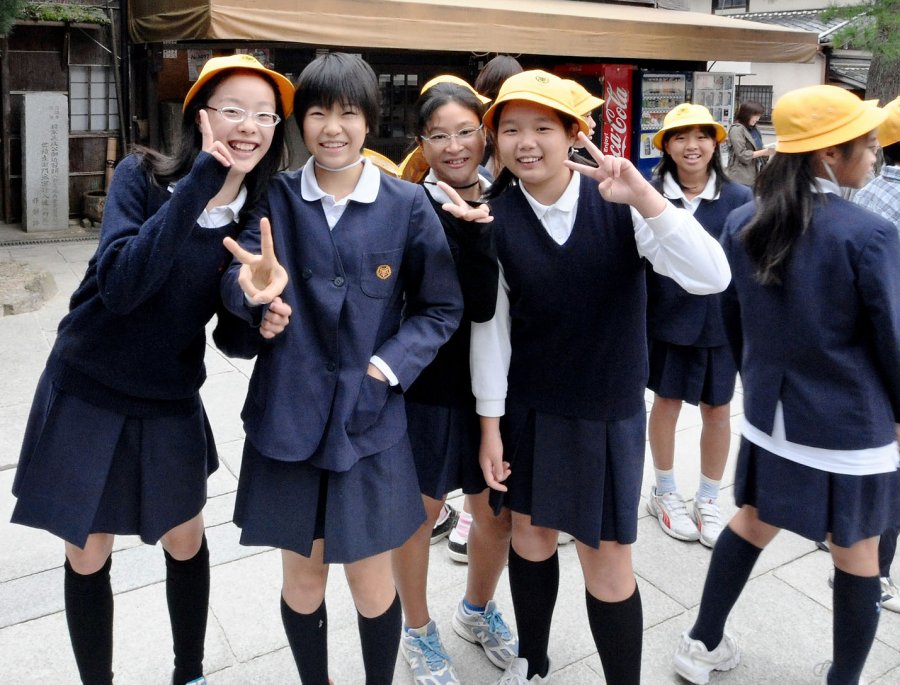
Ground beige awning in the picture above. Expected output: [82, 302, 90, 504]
[129, 0, 819, 64]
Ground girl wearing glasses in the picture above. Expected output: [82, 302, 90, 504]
[11, 54, 292, 685]
[392, 77, 517, 685]
[220, 52, 463, 684]
[472, 70, 730, 684]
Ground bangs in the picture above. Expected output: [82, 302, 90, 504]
[294, 53, 379, 131]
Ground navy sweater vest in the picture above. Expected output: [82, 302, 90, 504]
[646, 179, 751, 347]
[493, 174, 647, 421]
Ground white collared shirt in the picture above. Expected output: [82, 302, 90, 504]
[519, 171, 581, 245]
[662, 171, 719, 215]
[169, 182, 247, 228]
[422, 169, 491, 205]
[299, 156, 380, 229]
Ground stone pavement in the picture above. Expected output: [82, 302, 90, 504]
[0, 238, 897, 684]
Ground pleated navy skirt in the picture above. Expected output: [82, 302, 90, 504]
[234, 437, 425, 564]
[647, 339, 737, 407]
[490, 401, 646, 547]
[406, 399, 486, 500]
[734, 437, 900, 548]
[11, 369, 218, 547]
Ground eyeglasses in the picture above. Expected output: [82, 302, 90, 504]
[419, 124, 484, 147]
[203, 106, 281, 128]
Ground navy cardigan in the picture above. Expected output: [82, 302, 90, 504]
[222, 168, 463, 471]
[722, 194, 900, 450]
[50, 152, 245, 410]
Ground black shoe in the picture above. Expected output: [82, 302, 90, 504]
[431, 503, 458, 545]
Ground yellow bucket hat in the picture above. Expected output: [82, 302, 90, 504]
[772, 85, 886, 154]
[363, 148, 400, 178]
[566, 80, 604, 116]
[877, 95, 900, 148]
[183, 54, 295, 117]
[420, 75, 491, 104]
[652, 103, 726, 150]
[482, 70, 590, 136]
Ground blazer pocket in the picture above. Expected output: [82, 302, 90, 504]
[360, 249, 402, 298]
[347, 374, 392, 436]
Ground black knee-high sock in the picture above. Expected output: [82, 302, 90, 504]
[586, 586, 643, 685]
[64, 555, 114, 685]
[508, 547, 558, 679]
[165, 535, 209, 684]
[689, 526, 762, 651]
[281, 597, 329, 685]
[829, 568, 881, 685]
[357, 593, 401, 685]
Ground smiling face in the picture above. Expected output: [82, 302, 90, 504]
[302, 101, 368, 170]
[204, 73, 278, 178]
[663, 125, 716, 178]
[496, 101, 579, 204]
[420, 101, 485, 187]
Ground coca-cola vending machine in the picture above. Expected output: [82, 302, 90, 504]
[552, 63, 634, 162]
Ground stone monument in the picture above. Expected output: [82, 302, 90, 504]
[22, 92, 69, 231]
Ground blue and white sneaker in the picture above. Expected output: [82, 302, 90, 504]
[400, 620, 460, 685]
[452, 599, 518, 669]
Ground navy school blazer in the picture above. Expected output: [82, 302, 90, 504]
[721, 194, 900, 451]
[221, 169, 463, 472]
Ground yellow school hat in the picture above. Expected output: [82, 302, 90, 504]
[363, 149, 401, 178]
[183, 54, 295, 117]
[652, 103, 727, 150]
[482, 70, 590, 136]
[772, 85, 886, 154]
[420, 75, 491, 104]
[876, 95, 900, 148]
[567, 80, 604, 116]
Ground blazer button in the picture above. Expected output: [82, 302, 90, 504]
[301, 267, 312, 280]
[333, 276, 345, 287]
[326, 361, 336, 372]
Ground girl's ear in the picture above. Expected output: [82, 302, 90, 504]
[566, 123, 581, 148]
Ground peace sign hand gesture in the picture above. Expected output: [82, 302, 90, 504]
[437, 181, 493, 224]
[565, 132, 666, 218]
[199, 108, 234, 169]
[223, 218, 289, 305]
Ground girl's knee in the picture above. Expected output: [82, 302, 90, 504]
[160, 515, 205, 560]
[65, 536, 114, 575]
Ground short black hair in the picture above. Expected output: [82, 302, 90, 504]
[293, 52, 380, 133]
[735, 101, 764, 127]
[883, 140, 900, 166]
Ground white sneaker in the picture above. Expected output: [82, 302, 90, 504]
[673, 631, 739, 684]
[881, 576, 900, 613]
[647, 487, 700, 541]
[494, 657, 551, 684]
[692, 497, 724, 548]
[452, 599, 518, 669]
[401, 621, 460, 685]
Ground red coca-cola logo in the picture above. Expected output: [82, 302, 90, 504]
[604, 83, 630, 158]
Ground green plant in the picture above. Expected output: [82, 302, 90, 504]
[17, 2, 110, 26]
[0, 0, 27, 36]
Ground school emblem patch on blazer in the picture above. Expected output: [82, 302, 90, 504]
[376, 264, 392, 280]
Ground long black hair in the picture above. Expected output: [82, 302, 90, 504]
[136, 69, 287, 210]
[739, 137, 858, 286]
[653, 124, 725, 196]
[484, 101, 582, 200]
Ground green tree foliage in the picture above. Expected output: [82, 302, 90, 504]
[821, 0, 900, 103]
[0, 0, 27, 36]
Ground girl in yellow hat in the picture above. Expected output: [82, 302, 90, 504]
[672, 85, 897, 685]
[644, 103, 752, 549]
[10, 54, 293, 685]
[220, 52, 463, 685]
[391, 77, 519, 685]
[473, 69, 731, 684]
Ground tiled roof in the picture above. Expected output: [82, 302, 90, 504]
[736, 9, 852, 41]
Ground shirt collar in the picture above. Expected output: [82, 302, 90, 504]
[882, 165, 900, 181]
[422, 168, 491, 205]
[520, 170, 581, 218]
[811, 176, 842, 196]
[663, 170, 719, 202]
[166, 181, 247, 226]
[300, 155, 381, 205]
